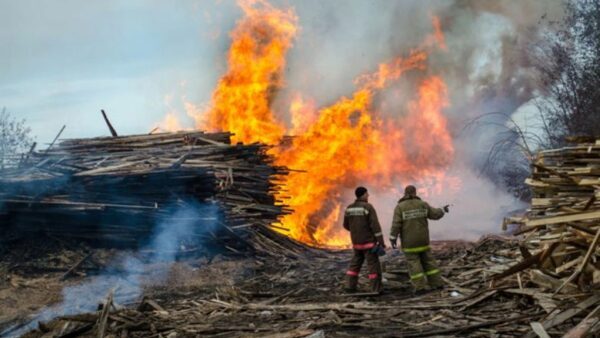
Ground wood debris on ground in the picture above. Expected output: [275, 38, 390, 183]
[1, 132, 600, 337]
[0, 237, 593, 338]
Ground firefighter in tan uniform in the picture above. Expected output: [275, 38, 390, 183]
[390, 185, 449, 293]
[343, 187, 386, 293]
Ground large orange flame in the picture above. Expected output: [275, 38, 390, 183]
[204, 0, 297, 144]
[271, 51, 432, 245]
[199, 1, 455, 247]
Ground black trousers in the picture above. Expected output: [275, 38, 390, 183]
[345, 248, 382, 292]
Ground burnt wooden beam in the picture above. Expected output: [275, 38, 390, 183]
[101, 109, 118, 137]
[45, 125, 66, 154]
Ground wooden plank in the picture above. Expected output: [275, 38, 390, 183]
[493, 243, 559, 281]
[73, 160, 151, 176]
[555, 225, 600, 294]
[526, 294, 600, 337]
[402, 313, 542, 338]
[526, 210, 600, 227]
[530, 322, 551, 338]
[526, 178, 552, 188]
[578, 178, 600, 186]
[556, 257, 583, 274]
[562, 305, 600, 338]
[504, 289, 557, 313]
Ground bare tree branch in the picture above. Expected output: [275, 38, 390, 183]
[0, 108, 34, 170]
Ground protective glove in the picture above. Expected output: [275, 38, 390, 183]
[376, 237, 386, 249]
[390, 237, 397, 249]
[443, 205, 450, 213]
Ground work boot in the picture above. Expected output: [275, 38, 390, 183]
[410, 274, 428, 292]
[345, 275, 358, 293]
[426, 271, 444, 289]
[370, 277, 383, 294]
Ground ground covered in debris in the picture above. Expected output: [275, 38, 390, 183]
[0, 236, 595, 337]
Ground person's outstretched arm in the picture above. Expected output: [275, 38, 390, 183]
[426, 203, 445, 220]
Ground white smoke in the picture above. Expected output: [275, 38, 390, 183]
[3, 202, 219, 338]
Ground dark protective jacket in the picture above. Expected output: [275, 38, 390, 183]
[389, 196, 445, 253]
[343, 199, 384, 250]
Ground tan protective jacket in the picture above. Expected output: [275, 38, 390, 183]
[390, 196, 445, 253]
[343, 199, 384, 249]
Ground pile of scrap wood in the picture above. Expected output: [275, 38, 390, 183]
[498, 137, 600, 292]
[494, 137, 600, 336]
[0, 130, 305, 257]
[10, 238, 587, 338]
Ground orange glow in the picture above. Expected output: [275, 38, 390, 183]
[198, 0, 455, 248]
[156, 112, 185, 132]
[289, 93, 317, 134]
[406, 76, 453, 166]
[271, 52, 434, 246]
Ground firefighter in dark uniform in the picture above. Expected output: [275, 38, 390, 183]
[390, 185, 449, 293]
[343, 186, 386, 293]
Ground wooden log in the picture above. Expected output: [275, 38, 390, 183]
[101, 110, 118, 137]
[45, 125, 66, 154]
[61, 252, 92, 280]
[96, 290, 114, 338]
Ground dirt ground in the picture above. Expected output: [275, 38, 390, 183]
[0, 236, 261, 336]
[0, 236, 581, 337]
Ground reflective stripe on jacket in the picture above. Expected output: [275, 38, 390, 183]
[389, 196, 444, 252]
[343, 200, 383, 248]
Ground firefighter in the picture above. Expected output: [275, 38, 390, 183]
[389, 185, 449, 294]
[343, 186, 386, 293]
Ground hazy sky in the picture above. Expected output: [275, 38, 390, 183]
[1, 0, 243, 144]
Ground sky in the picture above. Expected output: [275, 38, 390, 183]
[1, 0, 241, 144]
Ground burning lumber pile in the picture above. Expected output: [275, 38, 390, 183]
[0, 131, 304, 256]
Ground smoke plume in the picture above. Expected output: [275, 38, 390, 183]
[4, 202, 219, 338]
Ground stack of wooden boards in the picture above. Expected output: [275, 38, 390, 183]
[0, 131, 305, 256]
[496, 137, 600, 334]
